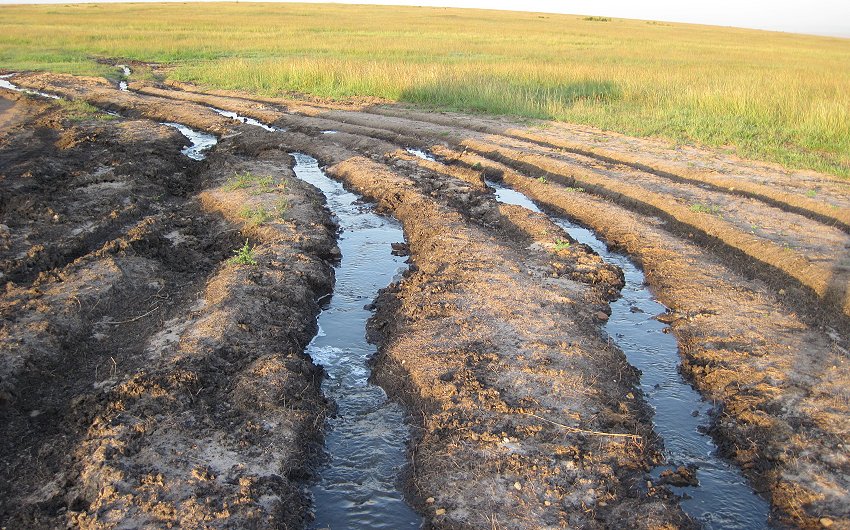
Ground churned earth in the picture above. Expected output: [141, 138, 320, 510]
[1, 69, 848, 529]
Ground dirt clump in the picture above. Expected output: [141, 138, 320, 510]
[0, 94, 338, 528]
[657, 466, 699, 488]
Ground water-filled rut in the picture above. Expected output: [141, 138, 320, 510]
[162, 122, 217, 160]
[488, 180, 771, 529]
[0, 73, 60, 99]
[0, 73, 217, 161]
[291, 153, 422, 529]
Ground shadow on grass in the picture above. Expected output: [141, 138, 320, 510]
[398, 78, 621, 119]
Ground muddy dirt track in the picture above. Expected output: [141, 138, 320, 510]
[1, 71, 848, 529]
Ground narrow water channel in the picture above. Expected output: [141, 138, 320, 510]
[291, 153, 422, 530]
[162, 123, 217, 160]
[487, 180, 771, 529]
[211, 107, 279, 131]
[0, 74, 60, 99]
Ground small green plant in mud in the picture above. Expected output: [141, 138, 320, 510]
[276, 198, 289, 218]
[536, 176, 547, 184]
[553, 238, 572, 251]
[225, 172, 256, 190]
[564, 186, 585, 193]
[254, 175, 274, 195]
[805, 189, 818, 198]
[58, 99, 115, 121]
[229, 239, 257, 266]
[240, 205, 273, 226]
[225, 171, 279, 193]
[689, 202, 722, 215]
[471, 162, 483, 170]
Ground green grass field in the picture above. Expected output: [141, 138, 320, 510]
[1, 3, 848, 177]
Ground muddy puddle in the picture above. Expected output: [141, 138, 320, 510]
[211, 107, 279, 131]
[0, 74, 215, 162]
[0, 74, 60, 99]
[162, 122, 217, 160]
[117, 65, 130, 91]
[488, 181, 770, 529]
[405, 147, 435, 161]
[291, 153, 422, 530]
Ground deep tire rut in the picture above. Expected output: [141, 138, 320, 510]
[3, 72, 849, 529]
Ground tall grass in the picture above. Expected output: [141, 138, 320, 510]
[1, 3, 848, 176]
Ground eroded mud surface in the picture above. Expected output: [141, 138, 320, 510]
[0, 92, 337, 528]
[2, 70, 849, 529]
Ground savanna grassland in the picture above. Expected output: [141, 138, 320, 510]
[0, 2, 848, 177]
[3, 3, 850, 526]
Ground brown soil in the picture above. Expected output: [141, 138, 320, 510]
[0, 92, 338, 528]
[3, 71, 849, 529]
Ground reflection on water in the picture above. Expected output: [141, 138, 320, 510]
[488, 180, 770, 529]
[211, 107, 280, 132]
[405, 147, 435, 161]
[292, 153, 421, 530]
[162, 122, 217, 160]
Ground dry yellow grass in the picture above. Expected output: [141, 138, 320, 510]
[1, 2, 848, 176]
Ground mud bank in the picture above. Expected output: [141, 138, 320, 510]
[4, 71, 849, 528]
[0, 94, 338, 528]
[272, 137, 692, 527]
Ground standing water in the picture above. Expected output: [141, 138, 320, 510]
[291, 153, 422, 530]
[405, 148, 435, 161]
[0, 74, 61, 100]
[117, 65, 130, 91]
[211, 107, 279, 132]
[162, 123, 217, 160]
[487, 180, 770, 529]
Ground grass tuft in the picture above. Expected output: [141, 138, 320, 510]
[690, 202, 723, 215]
[240, 205, 273, 226]
[225, 171, 279, 193]
[57, 99, 115, 121]
[553, 238, 572, 251]
[229, 239, 257, 266]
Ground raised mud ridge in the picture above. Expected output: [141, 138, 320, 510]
[487, 180, 770, 528]
[2, 71, 849, 529]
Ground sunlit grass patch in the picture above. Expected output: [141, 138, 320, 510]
[1, 2, 848, 177]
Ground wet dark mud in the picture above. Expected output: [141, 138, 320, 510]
[3, 71, 849, 529]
